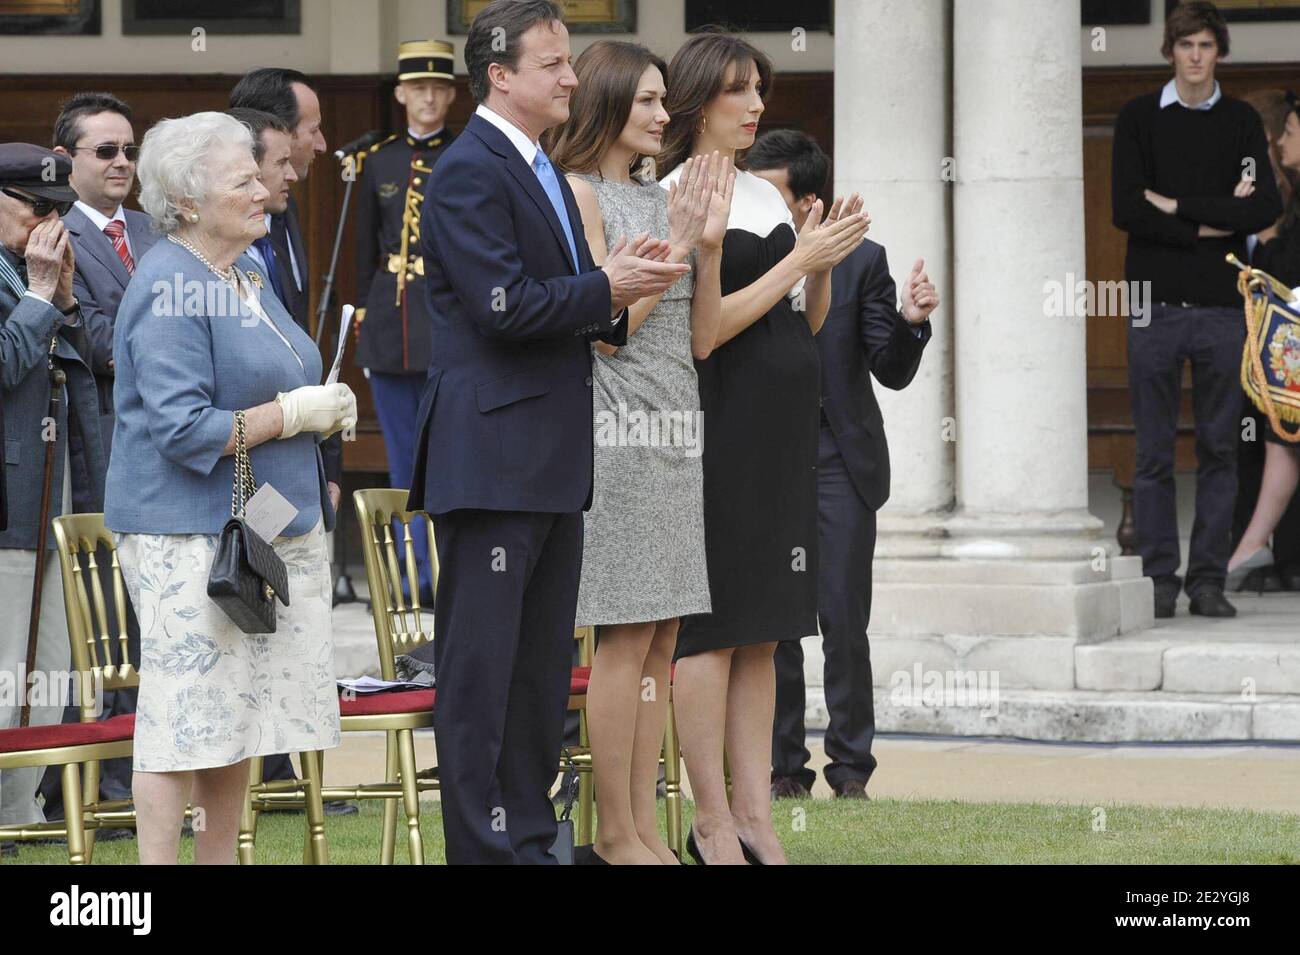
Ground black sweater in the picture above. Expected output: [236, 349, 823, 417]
[1112, 89, 1281, 307]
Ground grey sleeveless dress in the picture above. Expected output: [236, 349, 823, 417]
[573, 172, 711, 625]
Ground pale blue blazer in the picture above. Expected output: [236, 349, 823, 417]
[105, 238, 334, 538]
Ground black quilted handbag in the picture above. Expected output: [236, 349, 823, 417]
[207, 410, 289, 633]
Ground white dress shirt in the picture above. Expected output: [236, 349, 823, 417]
[475, 103, 540, 164]
[245, 212, 301, 291]
[75, 200, 133, 258]
[1159, 78, 1222, 111]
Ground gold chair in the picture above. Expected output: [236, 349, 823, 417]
[0, 514, 138, 863]
[338, 490, 611, 862]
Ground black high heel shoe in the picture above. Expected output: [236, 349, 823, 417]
[686, 826, 706, 865]
[736, 836, 765, 865]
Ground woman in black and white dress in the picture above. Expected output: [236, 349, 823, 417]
[659, 31, 868, 865]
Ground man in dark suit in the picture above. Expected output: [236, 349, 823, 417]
[408, 0, 687, 864]
[35, 93, 157, 827]
[749, 130, 938, 800]
[229, 68, 341, 510]
[230, 69, 356, 810]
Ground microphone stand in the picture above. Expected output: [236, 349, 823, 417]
[321, 153, 360, 605]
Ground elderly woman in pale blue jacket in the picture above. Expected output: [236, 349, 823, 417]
[104, 112, 356, 865]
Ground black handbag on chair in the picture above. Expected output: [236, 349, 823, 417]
[207, 410, 290, 633]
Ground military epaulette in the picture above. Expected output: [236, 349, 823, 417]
[354, 134, 400, 177]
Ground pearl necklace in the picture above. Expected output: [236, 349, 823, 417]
[167, 233, 235, 282]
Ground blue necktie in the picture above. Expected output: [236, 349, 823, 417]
[252, 234, 288, 307]
[532, 149, 579, 272]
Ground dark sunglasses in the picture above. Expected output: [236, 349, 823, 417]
[2, 187, 74, 217]
[70, 142, 139, 162]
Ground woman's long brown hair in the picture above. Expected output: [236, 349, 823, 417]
[545, 40, 667, 177]
[1242, 89, 1298, 231]
[657, 28, 773, 178]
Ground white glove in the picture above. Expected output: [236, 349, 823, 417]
[276, 384, 357, 439]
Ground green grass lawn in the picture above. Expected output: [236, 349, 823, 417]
[9, 798, 1300, 864]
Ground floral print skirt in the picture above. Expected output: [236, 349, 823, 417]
[114, 520, 341, 772]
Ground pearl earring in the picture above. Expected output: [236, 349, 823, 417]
[188, 213, 199, 222]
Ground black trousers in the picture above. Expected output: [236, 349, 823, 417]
[772, 423, 878, 791]
[431, 507, 581, 864]
[1128, 304, 1244, 591]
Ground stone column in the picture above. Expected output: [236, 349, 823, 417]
[834, 0, 954, 556]
[950, 0, 1094, 558]
[867, 0, 1152, 710]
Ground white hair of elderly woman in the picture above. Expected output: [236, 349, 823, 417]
[137, 111, 254, 234]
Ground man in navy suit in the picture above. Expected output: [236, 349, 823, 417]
[408, 0, 688, 864]
[749, 131, 938, 800]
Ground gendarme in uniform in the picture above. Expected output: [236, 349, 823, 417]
[354, 41, 457, 374]
[351, 39, 456, 603]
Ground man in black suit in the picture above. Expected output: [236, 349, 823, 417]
[749, 131, 938, 800]
[230, 68, 341, 507]
[408, 0, 685, 863]
[229, 71, 355, 813]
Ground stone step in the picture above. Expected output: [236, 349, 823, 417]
[802, 685, 1300, 743]
[1076, 639, 1300, 694]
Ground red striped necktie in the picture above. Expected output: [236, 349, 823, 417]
[103, 219, 135, 275]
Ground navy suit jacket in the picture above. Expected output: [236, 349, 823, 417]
[408, 112, 625, 516]
[267, 196, 342, 488]
[820, 240, 931, 511]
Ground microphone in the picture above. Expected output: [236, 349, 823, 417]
[334, 129, 386, 161]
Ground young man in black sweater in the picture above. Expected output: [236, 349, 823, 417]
[1112, 0, 1280, 618]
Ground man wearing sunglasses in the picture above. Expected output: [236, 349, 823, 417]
[33, 93, 155, 837]
[0, 143, 107, 844]
[52, 92, 156, 459]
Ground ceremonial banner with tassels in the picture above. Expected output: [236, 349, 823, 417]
[1228, 253, 1300, 444]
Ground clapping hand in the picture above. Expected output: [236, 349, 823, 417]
[792, 193, 869, 274]
[24, 218, 76, 310]
[602, 231, 691, 312]
[900, 257, 939, 325]
[701, 153, 735, 252]
[666, 153, 718, 255]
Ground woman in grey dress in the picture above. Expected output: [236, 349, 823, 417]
[547, 40, 733, 864]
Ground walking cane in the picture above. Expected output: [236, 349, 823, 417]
[19, 353, 65, 728]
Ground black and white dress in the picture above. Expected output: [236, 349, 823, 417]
[658, 168, 820, 657]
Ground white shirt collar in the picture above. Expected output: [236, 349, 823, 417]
[408, 126, 445, 141]
[1160, 79, 1222, 111]
[475, 103, 540, 166]
[74, 200, 125, 232]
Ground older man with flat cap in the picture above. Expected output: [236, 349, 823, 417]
[0, 143, 106, 848]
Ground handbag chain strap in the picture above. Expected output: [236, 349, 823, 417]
[231, 410, 259, 516]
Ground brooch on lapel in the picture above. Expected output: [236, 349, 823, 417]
[379, 182, 400, 199]
[246, 270, 265, 290]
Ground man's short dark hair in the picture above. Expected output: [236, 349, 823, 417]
[1163, 1, 1230, 59]
[464, 0, 564, 104]
[745, 128, 829, 200]
[53, 92, 133, 151]
[230, 68, 312, 128]
[228, 107, 291, 163]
